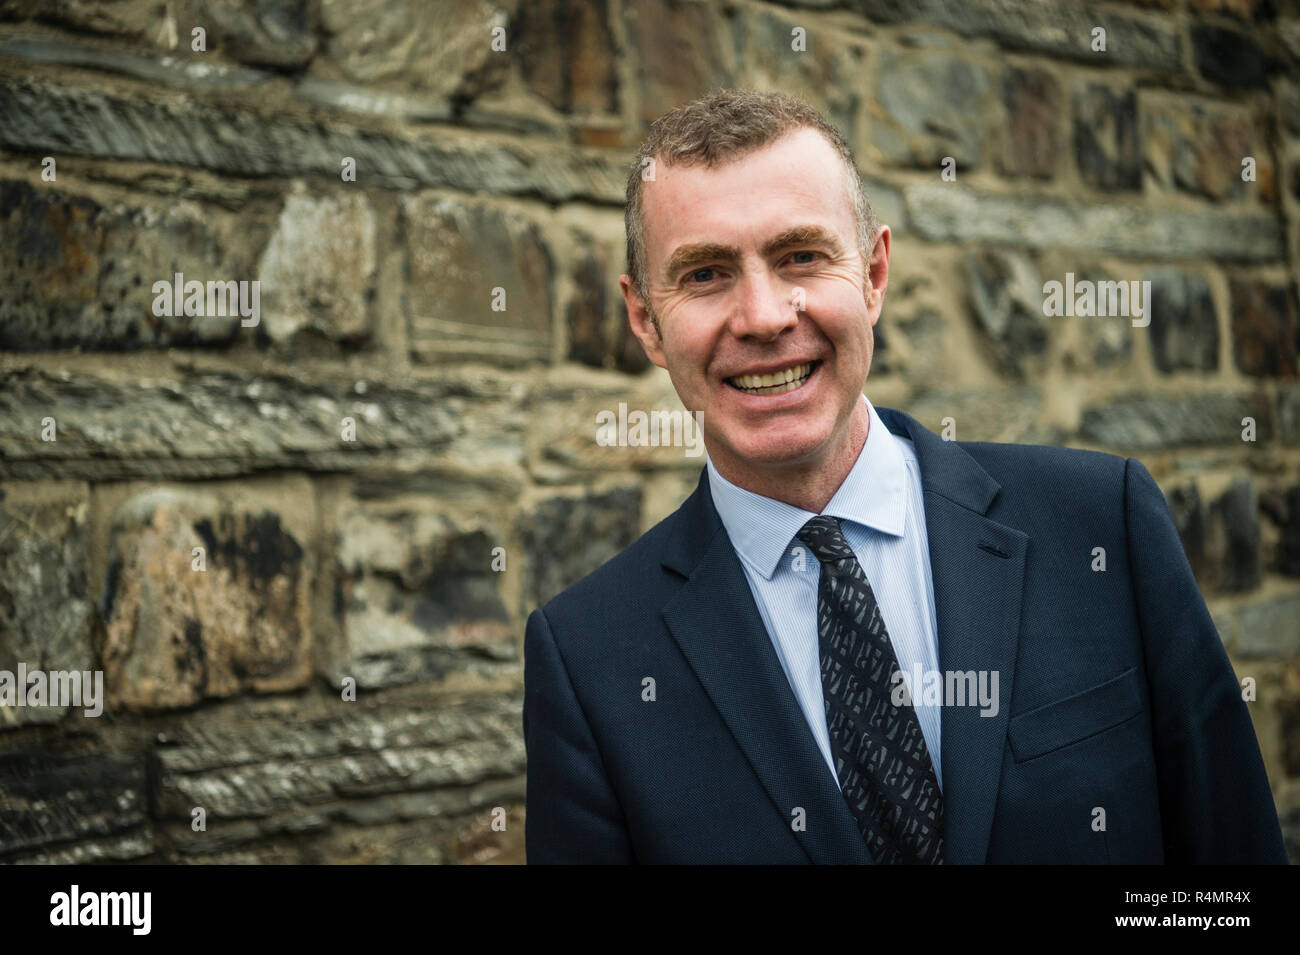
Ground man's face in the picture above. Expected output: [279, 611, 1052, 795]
[621, 127, 890, 487]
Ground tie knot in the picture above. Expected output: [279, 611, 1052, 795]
[795, 515, 855, 565]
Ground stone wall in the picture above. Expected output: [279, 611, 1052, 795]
[0, 0, 1297, 863]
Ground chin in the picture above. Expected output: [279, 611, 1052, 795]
[724, 430, 831, 468]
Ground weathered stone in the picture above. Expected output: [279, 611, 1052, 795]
[1143, 97, 1261, 200]
[1166, 483, 1207, 581]
[154, 697, 521, 773]
[1281, 692, 1300, 778]
[161, 738, 525, 818]
[515, 0, 618, 114]
[863, 176, 906, 235]
[889, 306, 948, 380]
[903, 387, 1044, 444]
[851, 0, 1182, 70]
[8, 0, 160, 41]
[613, 300, 654, 374]
[1230, 276, 1299, 378]
[872, 48, 990, 169]
[1187, 0, 1266, 17]
[0, 179, 272, 351]
[520, 488, 643, 607]
[1067, 268, 1135, 368]
[1000, 66, 1062, 179]
[905, 183, 1285, 261]
[456, 101, 565, 137]
[403, 194, 553, 366]
[1281, 18, 1300, 63]
[868, 312, 894, 373]
[257, 188, 378, 346]
[568, 244, 612, 368]
[1282, 387, 1300, 444]
[349, 464, 526, 503]
[1148, 269, 1219, 373]
[534, 380, 706, 473]
[317, 0, 518, 100]
[1191, 24, 1268, 89]
[333, 505, 516, 689]
[1079, 393, 1273, 449]
[624, 0, 734, 129]
[293, 77, 453, 122]
[0, 370, 465, 481]
[1281, 80, 1300, 136]
[171, 779, 524, 856]
[1258, 485, 1300, 574]
[449, 799, 527, 864]
[193, 0, 317, 69]
[1281, 780, 1300, 865]
[0, 752, 147, 858]
[0, 482, 94, 729]
[1090, 320, 1134, 368]
[1074, 83, 1140, 192]
[735, 5, 867, 157]
[0, 33, 272, 89]
[0, 77, 627, 202]
[567, 239, 650, 374]
[2, 831, 154, 864]
[965, 250, 1048, 378]
[171, 813, 329, 855]
[99, 485, 313, 710]
[1232, 593, 1300, 657]
[569, 244, 608, 369]
[1206, 477, 1262, 592]
[156, 701, 526, 818]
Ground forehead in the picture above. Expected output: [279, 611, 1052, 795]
[641, 127, 854, 259]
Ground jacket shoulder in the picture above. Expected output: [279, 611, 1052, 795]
[955, 438, 1139, 517]
[958, 438, 1127, 476]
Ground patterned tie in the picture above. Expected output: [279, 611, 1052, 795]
[796, 515, 944, 864]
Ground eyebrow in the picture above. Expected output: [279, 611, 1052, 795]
[660, 225, 846, 285]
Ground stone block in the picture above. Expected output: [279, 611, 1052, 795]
[404, 194, 553, 366]
[0, 482, 94, 729]
[1079, 393, 1272, 449]
[99, 485, 314, 710]
[333, 503, 516, 689]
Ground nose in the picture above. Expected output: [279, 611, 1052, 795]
[726, 265, 799, 341]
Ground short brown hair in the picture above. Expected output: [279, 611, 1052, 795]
[625, 89, 878, 313]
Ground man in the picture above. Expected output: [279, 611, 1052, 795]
[522, 90, 1288, 864]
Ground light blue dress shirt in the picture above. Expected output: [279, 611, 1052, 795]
[706, 394, 943, 790]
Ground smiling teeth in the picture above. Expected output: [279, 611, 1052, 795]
[729, 362, 814, 395]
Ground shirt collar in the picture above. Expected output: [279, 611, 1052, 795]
[706, 394, 909, 580]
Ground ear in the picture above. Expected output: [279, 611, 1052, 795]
[863, 225, 891, 326]
[620, 274, 668, 369]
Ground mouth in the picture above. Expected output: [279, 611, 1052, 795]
[725, 360, 820, 396]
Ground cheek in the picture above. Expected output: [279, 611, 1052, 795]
[664, 313, 715, 368]
[818, 293, 873, 348]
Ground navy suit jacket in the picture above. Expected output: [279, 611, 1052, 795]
[523, 406, 1288, 863]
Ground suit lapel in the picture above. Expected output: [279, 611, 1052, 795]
[661, 474, 872, 864]
[876, 407, 1029, 865]
[657, 406, 1029, 866]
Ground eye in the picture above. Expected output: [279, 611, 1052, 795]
[788, 250, 821, 265]
[687, 267, 717, 284]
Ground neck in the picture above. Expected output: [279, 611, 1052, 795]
[710, 400, 870, 513]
